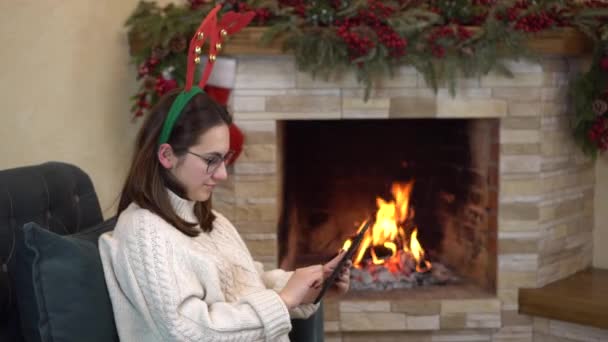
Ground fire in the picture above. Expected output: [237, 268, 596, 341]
[342, 181, 432, 273]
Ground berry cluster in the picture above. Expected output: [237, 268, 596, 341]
[187, 0, 207, 10]
[497, 1, 557, 33]
[335, 0, 406, 59]
[514, 12, 555, 33]
[582, 0, 608, 8]
[154, 76, 178, 97]
[137, 57, 159, 80]
[224, 1, 274, 25]
[279, 0, 306, 17]
[426, 25, 473, 58]
[588, 116, 608, 151]
[133, 93, 150, 118]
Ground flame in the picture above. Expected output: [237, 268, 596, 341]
[342, 181, 432, 273]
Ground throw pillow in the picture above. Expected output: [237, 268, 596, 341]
[12, 220, 118, 342]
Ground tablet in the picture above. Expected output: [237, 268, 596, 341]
[314, 219, 372, 304]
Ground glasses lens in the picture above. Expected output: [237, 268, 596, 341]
[206, 156, 222, 174]
[224, 150, 235, 165]
[204, 150, 235, 174]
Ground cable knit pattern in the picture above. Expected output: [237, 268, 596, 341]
[99, 190, 317, 342]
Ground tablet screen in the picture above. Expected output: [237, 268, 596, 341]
[314, 219, 372, 304]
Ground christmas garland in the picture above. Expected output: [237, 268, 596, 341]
[126, 0, 608, 157]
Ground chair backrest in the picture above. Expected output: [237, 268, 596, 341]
[0, 162, 103, 340]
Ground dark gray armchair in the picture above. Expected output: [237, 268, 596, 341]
[0, 162, 107, 341]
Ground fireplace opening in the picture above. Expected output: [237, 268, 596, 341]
[277, 119, 498, 296]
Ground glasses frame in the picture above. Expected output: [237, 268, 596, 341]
[186, 149, 235, 174]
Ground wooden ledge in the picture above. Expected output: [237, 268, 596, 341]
[519, 268, 608, 329]
[220, 27, 592, 56]
[130, 27, 593, 57]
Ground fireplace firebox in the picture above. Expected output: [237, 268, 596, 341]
[277, 119, 498, 296]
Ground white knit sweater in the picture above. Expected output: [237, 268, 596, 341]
[99, 190, 318, 342]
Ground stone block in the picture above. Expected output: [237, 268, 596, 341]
[440, 314, 467, 329]
[235, 201, 278, 221]
[342, 331, 432, 342]
[498, 254, 538, 271]
[295, 70, 360, 88]
[376, 66, 418, 87]
[266, 95, 341, 113]
[508, 102, 542, 117]
[540, 102, 567, 116]
[342, 97, 390, 118]
[498, 271, 537, 290]
[406, 316, 440, 330]
[236, 56, 295, 89]
[501, 310, 533, 326]
[233, 220, 276, 234]
[233, 162, 276, 175]
[539, 196, 584, 222]
[436, 97, 507, 118]
[492, 87, 541, 102]
[340, 312, 406, 331]
[498, 238, 538, 254]
[540, 87, 568, 102]
[500, 117, 541, 130]
[491, 326, 533, 342]
[430, 330, 493, 341]
[465, 313, 501, 328]
[549, 320, 608, 341]
[389, 97, 436, 117]
[340, 301, 391, 312]
[499, 176, 542, 199]
[501, 144, 542, 155]
[500, 156, 542, 174]
[232, 96, 265, 112]
[324, 299, 340, 321]
[234, 111, 342, 120]
[440, 299, 501, 314]
[481, 73, 544, 88]
[235, 179, 277, 198]
[244, 237, 277, 257]
[239, 144, 276, 163]
[500, 130, 540, 144]
[499, 203, 540, 221]
[391, 300, 441, 315]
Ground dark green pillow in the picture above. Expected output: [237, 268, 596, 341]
[12, 221, 118, 342]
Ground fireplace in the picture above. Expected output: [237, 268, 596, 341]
[277, 119, 498, 296]
[221, 57, 596, 339]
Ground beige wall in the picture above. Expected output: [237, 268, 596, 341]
[594, 157, 608, 268]
[0, 1, 141, 217]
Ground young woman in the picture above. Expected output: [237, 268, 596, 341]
[98, 89, 350, 341]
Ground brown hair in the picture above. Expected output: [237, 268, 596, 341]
[118, 89, 232, 236]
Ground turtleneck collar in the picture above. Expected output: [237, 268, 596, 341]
[167, 188, 197, 222]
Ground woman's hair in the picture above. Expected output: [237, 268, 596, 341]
[118, 88, 232, 236]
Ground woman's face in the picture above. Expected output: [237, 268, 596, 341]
[171, 124, 230, 202]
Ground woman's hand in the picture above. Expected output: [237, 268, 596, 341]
[322, 250, 351, 297]
[278, 265, 324, 309]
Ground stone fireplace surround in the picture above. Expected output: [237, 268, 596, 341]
[213, 56, 604, 341]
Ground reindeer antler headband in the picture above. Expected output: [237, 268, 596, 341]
[158, 4, 254, 146]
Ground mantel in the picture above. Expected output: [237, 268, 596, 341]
[219, 27, 592, 57]
[129, 27, 593, 57]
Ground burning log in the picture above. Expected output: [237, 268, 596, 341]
[341, 180, 460, 291]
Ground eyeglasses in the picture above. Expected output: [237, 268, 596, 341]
[186, 150, 235, 174]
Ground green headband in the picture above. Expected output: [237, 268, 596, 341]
[158, 86, 204, 146]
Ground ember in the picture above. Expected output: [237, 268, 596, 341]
[343, 181, 459, 290]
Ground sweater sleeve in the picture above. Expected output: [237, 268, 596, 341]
[254, 262, 319, 319]
[125, 213, 292, 342]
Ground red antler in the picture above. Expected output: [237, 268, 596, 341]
[184, 5, 255, 91]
